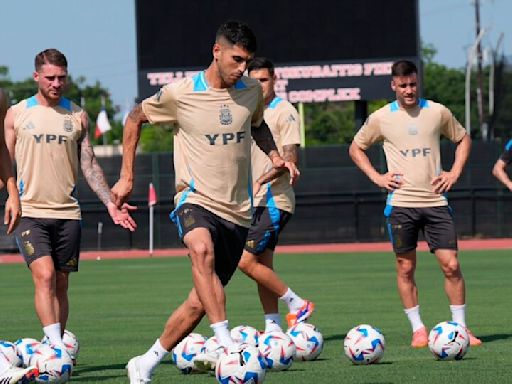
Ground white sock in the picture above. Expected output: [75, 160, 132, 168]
[264, 313, 282, 333]
[211, 320, 234, 348]
[138, 339, 169, 375]
[43, 323, 67, 350]
[279, 288, 305, 313]
[450, 304, 466, 327]
[0, 351, 10, 373]
[404, 305, 425, 332]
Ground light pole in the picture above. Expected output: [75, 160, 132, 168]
[465, 28, 486, 137]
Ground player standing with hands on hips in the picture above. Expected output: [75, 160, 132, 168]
[349, 60, 481, 348]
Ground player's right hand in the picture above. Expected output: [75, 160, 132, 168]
[375, 172, 403, 192]
[111, 178, 133, 207]
[4, 194, 21, 234]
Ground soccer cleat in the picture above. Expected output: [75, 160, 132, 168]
[466, 329, 482, 346]
[0, 366, 38, 384]
[411, 326, 428, 348]
[126, 356, 151, 384]
[286, 300, 315, 328]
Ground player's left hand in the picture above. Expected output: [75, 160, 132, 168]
[431, 171, 458, 194]
[107, 201, 138, 231]
[4, 194, 21, 234]
[271, 156, 300, 185]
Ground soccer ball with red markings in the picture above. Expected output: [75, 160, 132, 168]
[29, 344, 72, 383]
[286, 323, 323, 361]
[14, 338, 41, 367]
[258, 331, 296, 371]
[171, 333, 206, 374]
[343, 324, 385, 364]
[41, 329, 80, 365]
[0, 340, 22, 367]
[230, 325, 259, 346]
[428, 321, 469, 360]
[215, 344, 266, 384]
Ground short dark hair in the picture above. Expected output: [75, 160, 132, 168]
[391, 60, 417, 77]
[247, 57, 275, 77]
[35, 49, 68, 71]
[216, 20, 257, 54]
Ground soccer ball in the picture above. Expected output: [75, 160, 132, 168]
[14, 338, 41, 367]
[343, 324, 386, 364]
[0, 340, 22, 367]
[286, 323, 323, 361]
[428, 321, 470, 360]
[41, 329, 80, 365]
[204, 336, 222, 354]
[215, 344, 266, 383]
[29, 344, 73, 383]
[230, 325, 259, 346]
[258, 331, 296, 371]
[171, 333, 206, 374]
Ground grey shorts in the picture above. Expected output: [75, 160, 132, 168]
[14, 217, 81, 272]
[244, 206, 292, 255]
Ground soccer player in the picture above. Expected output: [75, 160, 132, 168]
[0, 88, 21, 234]
[3, 49, 137, 358]
[111, 21, 299, 382]
[238, 57, 314, 332]
[349, 60, 482, 348]
[0, 89, 39, 384]
[492, 139, 512, 189]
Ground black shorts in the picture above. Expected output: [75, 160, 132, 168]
[244, 206, 292, 255]
[384, 206, 458, 254]
[14, 217, 81, 272]
[170, 203, 248, 286]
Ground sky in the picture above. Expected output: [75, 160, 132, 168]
[0, 0, 510, 117]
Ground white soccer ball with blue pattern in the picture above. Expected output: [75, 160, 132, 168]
[14, 338, 41, 367]
[428, 321, 469, 360]
[258, 331, 296, 371]
[230, 325, 259, 346]
[171, 332, 206, 374]
[286, 323, 323, 361]
[343, 324, 385, 364]
[29, 344, 73, 383]
[41, 329, 80, 365]
[215, 344, 266, 384]
[0, 340, 22, 367]
[204, 336, 222, 354]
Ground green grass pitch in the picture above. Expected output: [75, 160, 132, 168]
[1, 249, 511, 383]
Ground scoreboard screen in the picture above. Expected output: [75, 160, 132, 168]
[136, 0, 419, 101]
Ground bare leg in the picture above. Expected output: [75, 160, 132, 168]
[159, 288, 206, 351]
[30, 256, 58, 326]
[55, 271, 70, 334]
[434, 249, 465, 305]
[238, 249, 287, 314]
[184, 228, 226, 324]
[395, 250, 418, 309]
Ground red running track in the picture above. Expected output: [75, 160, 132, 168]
[1, 238, 511, 264]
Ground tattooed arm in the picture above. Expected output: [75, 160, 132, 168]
[79, 112, 137, 231]
[111, 103, 148, 206]
[251, 121, 300, 186]
[253, 144, 299, 193]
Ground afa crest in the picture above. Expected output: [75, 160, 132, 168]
[63, 118, 74, 132]
[219, 104, 233, 125]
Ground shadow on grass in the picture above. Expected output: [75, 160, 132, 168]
[71, 364, 129, 382]
[479, 333, 512, 343]
[324, 333, 346, 341]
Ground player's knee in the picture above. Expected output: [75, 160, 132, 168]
[396, 260, 415, 279]
[189, 241, 213, 260]
[33, 268, 55, 287]
[238, 255, 255, 274]
[442, 260, 461, 278]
